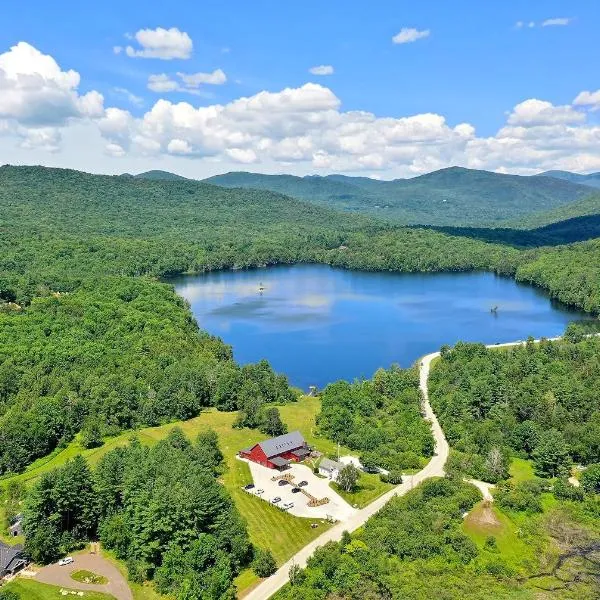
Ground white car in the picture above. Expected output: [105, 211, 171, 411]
[255, 489, 264, 495]
[58, 557, 74, 566]
[282, 502, 294, 509]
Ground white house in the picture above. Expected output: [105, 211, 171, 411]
[319, 458, 344, 481]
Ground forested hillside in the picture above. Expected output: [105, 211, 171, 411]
[0, 164, 600, 478]
[541, 170, 600, 189]
[429, 336, 600, 482]
[206, 166, 591, 226]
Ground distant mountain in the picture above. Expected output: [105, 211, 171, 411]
[205, 167, 591, 227]
[509, 192, 600, 229]
[134, 170, 188, 181]
[540, 170, 600, 189]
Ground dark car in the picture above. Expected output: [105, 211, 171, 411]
[244, 483, 255, 490]
[291, 487, 301, 493]
[298, 481, 308, 487]
[278, 479, 288, 486]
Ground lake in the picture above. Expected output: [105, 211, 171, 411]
[170, 265, 590, 390]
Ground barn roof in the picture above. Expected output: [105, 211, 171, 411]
[258, 430, 306, 458]
[319, 458, 344, 472]
[0, 540, 24, 573]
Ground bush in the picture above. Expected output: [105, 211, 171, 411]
[380, 470, 403, 484]
[495, 481, 542, 513]
[0, 591, 20, 600]
[484, 535, 498, 551]
[581, 464, 600, 494]
[553, 478, 584, 501]
[252, 548, 277, 578]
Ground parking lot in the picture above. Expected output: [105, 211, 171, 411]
[240, 458, 358, 521]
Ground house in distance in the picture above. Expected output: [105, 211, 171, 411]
[240, 430, 311, 469]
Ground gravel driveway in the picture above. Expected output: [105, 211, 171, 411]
[35, 551, 132, 600]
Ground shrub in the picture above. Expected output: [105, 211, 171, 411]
[252, 548, 277, 578]
[380, 470, 403, 484]
[553, 478, 584, 501]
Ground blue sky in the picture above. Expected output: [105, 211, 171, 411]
[0, 1, 598, 177]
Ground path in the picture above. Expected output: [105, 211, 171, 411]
[245, 334, 595, 599]
[33, 551, 132, 600]
[465, 479, 495, 501]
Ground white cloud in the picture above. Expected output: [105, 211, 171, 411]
[147, 73, 179, 92]
[0, 41, 105, 151]
[124, 27, 192, 60]
[573, 89, 600, 111]
[507, 99, 584, 126]
[148, 70, 227, 94]
[542, 17, 572, 27]
[177, 69, 227, 87]
[392, 28, 430, 45]
[309, 65, 334, 76]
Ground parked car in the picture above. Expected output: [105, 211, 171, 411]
[271, 497, 281, 504]
[58, 557, 74, 566]
[283, 502, 294, 509]
[291, 487, 301, 493]
[298, 481, 308, 487]
[244, 483, 255, 490]
[255, 489, 264, 495]
[278, 479, 288, 486]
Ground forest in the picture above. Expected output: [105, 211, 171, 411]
[274, 474, 600, 599]
[317, 366, 434, 471]
[429, 336, 600, 482]
[0, 164, 599, 477]
[21, 428, 251, 599]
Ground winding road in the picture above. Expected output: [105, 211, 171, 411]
[244, 335, 586, 600]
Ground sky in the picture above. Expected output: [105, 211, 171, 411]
[0, 0, 599, 179]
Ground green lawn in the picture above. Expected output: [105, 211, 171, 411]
[508, 458, 536, 484]
[1, 579, 115, 600]
[0, 396, 348, 596]
[332, 472, 393, 508]
[71, 569, 108, 585]
[462, 501, 537, 574]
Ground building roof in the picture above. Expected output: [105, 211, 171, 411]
[270, 456, 290, 467]
[258, 430, 306, 458]
[320, 458, 344, 472]
[291, 447, 311, 458]
[0, 540, 24, 573]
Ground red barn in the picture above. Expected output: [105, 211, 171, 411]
[240, 430, 311, 469]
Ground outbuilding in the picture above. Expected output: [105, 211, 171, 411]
[319, 458, 345, 481]
[240, 430, 310, 470]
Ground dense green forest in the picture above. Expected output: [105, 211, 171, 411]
[317, 366, 434, 471]
[22, 428, 251, 598]
[429, 336, 600, 482]
[274, 475, 600, 599]
[1, 164, 600, 477]
[205, 166, 591, 227]
[541, 170, 600, 190]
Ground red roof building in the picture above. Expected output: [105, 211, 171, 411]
[240, 430, 311, 469]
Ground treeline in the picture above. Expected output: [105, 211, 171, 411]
[0, 277, 295, 475]
[429, 336, 600, 482]
[23, 429, 251, 599]
[317, 366, 434, 471]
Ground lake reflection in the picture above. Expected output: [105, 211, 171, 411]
[169, 265, 591, 389]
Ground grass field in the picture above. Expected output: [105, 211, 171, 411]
[332, 472, 392, 508]
[1, 579, 115, 599]
[508, 458, 536, 484]
[71, 569, 108, 585]
[1, 396, 369, 596]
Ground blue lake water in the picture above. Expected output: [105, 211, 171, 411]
[170, 265, 590, 390]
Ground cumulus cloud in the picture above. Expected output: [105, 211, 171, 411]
[124, 27, 192, 60]
[0, 41, 105, 150]
[573, 89, 600, 111]
[507, 99, 584, 126]
[392, 28, 430, 44]
[148, 70, 227, 94]
[309, 65, 334, 76]
[542, 17, 572, 27]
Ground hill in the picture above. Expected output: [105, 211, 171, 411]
[540, 170, 600, 189]
[509, 192, 600, 229]
[205, 167, 591, 227]
[134, 169, 189, 181]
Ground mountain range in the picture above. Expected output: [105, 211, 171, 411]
[202, 167, 594, 227]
